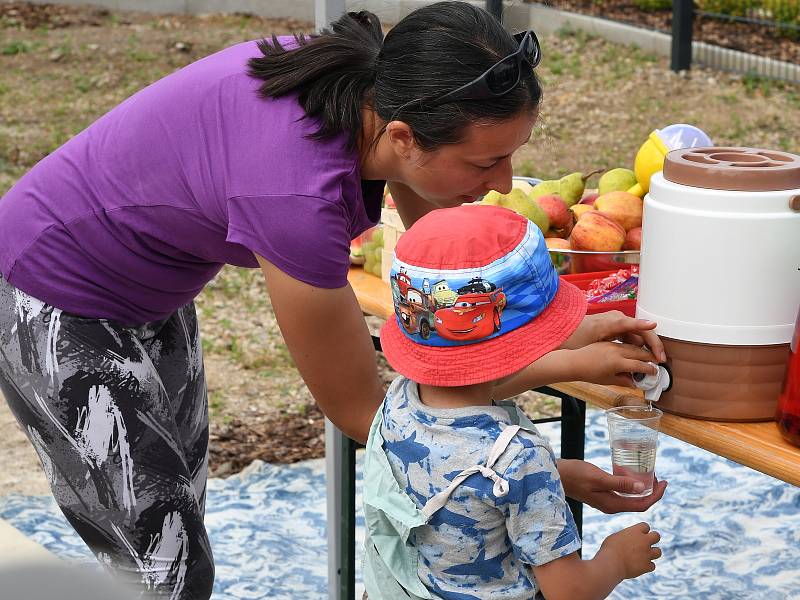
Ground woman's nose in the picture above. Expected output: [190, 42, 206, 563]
[485, 158, 514, 194]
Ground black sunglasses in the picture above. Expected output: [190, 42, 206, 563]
[428, 30, 542, 107]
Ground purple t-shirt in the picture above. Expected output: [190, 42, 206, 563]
[0, 40, 383, 325]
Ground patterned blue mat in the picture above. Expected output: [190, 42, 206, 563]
[2, 409, 799, 599]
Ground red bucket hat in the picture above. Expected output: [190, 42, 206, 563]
[380, 204, 587, 387]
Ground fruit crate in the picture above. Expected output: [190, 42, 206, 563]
[380, 206, 405, 283]
[561, 270, 637, 318]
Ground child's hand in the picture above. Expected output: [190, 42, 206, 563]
[571, 341, 659, 387]
[601, 522, 662, 579]
[560, 311, 666, 362]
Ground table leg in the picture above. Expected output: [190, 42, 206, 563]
[325, 419, 357, 600]
[561, 395, 587, 539]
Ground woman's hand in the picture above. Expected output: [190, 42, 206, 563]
[571, 341, 660, 388]
[560, 311, 667, 363]
[558, 459, 667, 514]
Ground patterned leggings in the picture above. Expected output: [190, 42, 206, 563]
[0, 276, 214, 599]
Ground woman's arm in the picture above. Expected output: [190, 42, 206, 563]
[258, 255, 384, 444]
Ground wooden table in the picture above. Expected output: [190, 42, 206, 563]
[326, 268, 800, 600]
[346, 267, 800, 487]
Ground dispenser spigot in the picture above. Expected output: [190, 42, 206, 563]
[633, 363, 672, 402]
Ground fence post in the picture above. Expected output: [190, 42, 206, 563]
[671, 0, 693, 71]
[316, 0, 345, 31]
[486, 0, 503, 21]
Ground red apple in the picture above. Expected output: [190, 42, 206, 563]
[570, 211, 626, 252]
[623, 227, 642, 250]
[580, 192, 599, 205]
[534, 194, 571, 230]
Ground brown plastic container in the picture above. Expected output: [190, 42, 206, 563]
[658, 337, 790, 421]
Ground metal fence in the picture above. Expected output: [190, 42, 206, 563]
[673, 0, 799, 82]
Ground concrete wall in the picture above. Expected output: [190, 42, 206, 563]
[22, 0, 482, 23]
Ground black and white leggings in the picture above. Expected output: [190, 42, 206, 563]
[0, 276, 214, 599]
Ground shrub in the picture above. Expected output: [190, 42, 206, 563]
[762, 0, 799, 22]
[697, 0, 761, 17]
[634, 0, 673, 10]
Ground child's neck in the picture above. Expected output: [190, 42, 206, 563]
[417, 381, 496, 409]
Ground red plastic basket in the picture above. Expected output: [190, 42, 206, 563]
[561, 270, 637, 318]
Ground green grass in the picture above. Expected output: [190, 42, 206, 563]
[2, 40, 32, 55]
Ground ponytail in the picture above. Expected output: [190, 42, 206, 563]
[248, 11, 383, 150]
[249, 2, 541, 153]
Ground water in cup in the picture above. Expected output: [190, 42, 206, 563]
[611, 439, 657, 492]
[606, 405, 662, 498]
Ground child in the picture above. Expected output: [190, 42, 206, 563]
[363, 204, 661, 600]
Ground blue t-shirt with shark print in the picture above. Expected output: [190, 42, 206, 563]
[380, 377, 581, 600]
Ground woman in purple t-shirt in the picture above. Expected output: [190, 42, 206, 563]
[0, 2, 666, 597]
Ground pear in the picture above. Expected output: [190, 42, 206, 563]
[481, 189, 549, 234]
[598, 168, 637, 196]
[482, 190, 503, 206]
[504, 189, 550, 234]
[529, 179, 560, 200]
[558, 168, 603, 207]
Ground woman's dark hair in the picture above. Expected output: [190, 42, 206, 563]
[248, 1, 542, 151]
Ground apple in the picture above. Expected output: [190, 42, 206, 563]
[569, 204, 594, 222]
[623, 227, 642, 250]
[534, 194, 571, 230]
[570, 211, 626, 252]
[594, 191, 643, 231]
[545, 237, 571, 250]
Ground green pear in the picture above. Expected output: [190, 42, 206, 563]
[503, 189, 550, 234]
[529, 179, 560, 200]
[598, 168, 637, 196]
[481, 189, 549, 233]
[481, 190, 504, 206]
[558, 169, 604, 207]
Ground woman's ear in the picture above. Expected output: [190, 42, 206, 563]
[384, 120, 418, 162]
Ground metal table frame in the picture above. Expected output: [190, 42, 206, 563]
[325, 336, 587, 600]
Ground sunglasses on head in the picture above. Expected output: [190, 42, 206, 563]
[428, 30, 542, 107]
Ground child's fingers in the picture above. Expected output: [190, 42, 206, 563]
[640, 328, 666, 362]
[622, 332, 645, 347]
[615, 344, 658, 364]
[646, 530, 661, 545]
[650, 547, 663, 560]
[646, 561, 657, 573]
[622, 359, 659, 377]
[633, 522, 651, 534]
[612, 374, 635, 388]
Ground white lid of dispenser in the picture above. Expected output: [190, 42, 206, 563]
[637, 147, 800, 346]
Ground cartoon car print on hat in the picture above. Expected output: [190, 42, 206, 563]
[396, 269, 412, 297]
[395, 285, 438, 340]
[434, 279, 507, 342]
[431, 279, 458, 309]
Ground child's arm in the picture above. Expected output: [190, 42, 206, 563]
[532, 522, 662, 600]
[493, 342, 658, 399]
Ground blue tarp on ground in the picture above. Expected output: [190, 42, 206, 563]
[2, 409, 799, 599]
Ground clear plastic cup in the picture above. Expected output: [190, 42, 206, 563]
[606, 406, 663, 497]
